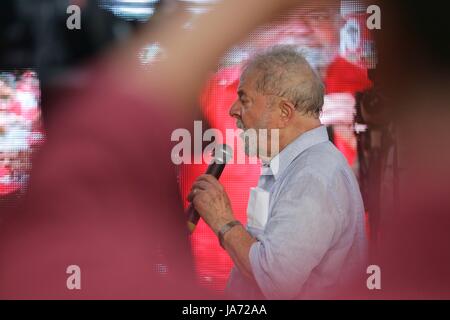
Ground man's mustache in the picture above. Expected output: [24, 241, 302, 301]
[236, 119, 245, 130]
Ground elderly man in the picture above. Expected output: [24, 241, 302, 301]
[184, 1, 371, 289]
[188, 45, 367, 299]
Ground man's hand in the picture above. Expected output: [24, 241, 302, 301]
[188, 174, 257, 280]
[187, 174, 235, 234]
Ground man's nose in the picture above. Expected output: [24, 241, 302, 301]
[229, 100, 241, 118]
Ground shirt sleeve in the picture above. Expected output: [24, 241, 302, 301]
[248, 172, 342, 299]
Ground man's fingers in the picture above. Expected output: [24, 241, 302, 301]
[191, 180, 210, 192]
[187, 180, 210, 202]
[197, 174, 223, 189]
[187, 188, 204, 202]
[187, 174, 224, 202]
[187, 188, 205, 202]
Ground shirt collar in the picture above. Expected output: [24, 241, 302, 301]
[264, 126, 329, 180]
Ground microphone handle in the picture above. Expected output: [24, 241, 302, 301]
[187, 162, 226, 234]
[186, 204, 201, 234]
[205, 162, 226, 177]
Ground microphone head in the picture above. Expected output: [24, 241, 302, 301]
[212, 144, 233, 164]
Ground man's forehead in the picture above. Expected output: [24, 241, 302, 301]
[237, 80, 248, 94]
[238, 70, 258, 93]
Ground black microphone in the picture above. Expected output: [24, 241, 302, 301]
[186, 144, 233, 234]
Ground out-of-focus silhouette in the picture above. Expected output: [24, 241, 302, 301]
[0, 0, 302, 299]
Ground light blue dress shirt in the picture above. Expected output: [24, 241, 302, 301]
[226, 126, 367, 299]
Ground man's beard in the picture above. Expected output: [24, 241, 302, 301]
[293, 45, 336, 71]
[298, 45, 336, 71]
[236, 119, 258, 157]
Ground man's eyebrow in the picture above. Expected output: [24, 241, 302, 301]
[237, 89, 246, 98]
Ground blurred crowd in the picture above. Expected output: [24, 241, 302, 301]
[0, 71, 43, 196]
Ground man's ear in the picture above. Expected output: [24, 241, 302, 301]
[278, 99, 296, 128]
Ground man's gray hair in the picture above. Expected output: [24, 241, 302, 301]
[241, 45, 325, 117]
